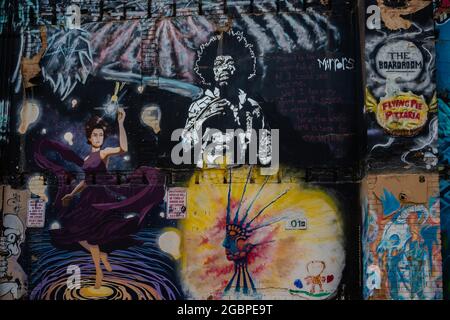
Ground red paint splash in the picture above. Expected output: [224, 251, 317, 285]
[200, 236, 209, 245]
[203, 255, 219, 266]
[205, 263, 234, 278]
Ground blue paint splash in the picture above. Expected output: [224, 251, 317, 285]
[380, 189, 400, 217]
[294, 279, 303, 289]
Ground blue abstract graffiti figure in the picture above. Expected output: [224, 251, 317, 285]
[376, 189, 440, 299]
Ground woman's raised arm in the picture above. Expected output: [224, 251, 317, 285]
[100, 108, 128, 160]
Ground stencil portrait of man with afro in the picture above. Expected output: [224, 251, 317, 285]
[181, 29, 272, 168]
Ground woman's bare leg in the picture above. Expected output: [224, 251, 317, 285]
[80, 241, 111, 271]
[100, 252, 112, 272]
[79, 241, 103, 288]
[90, 245, 103, 289]
[79, 240, 90, 252]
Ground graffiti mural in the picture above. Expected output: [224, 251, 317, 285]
[0, 2, 362, 172]
[365, 0, 438, 170]
[154, 6, 360, 168]
[435, 3, 450, 165]
[440, 177, 450, 299]
[0, 186, 30, 300]
[377, 0, 432, 30]
[362, 174, 443, 300]
[0, 0, 364, 301]
[0, 15, 181, 297]
[28, 226, 182, 300]
[435, 4, 450, 300]
[32, 109, 168, 295]
[19, 91, 183, 299]
[181, 29, 272, 168]
[181, 167, 359, 300]
[435, 0, 450, 22]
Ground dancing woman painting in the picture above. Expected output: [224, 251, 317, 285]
[34, 108, 165, 293]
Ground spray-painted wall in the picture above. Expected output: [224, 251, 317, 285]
[0, 1, 363, 300]
[0, 186, 29, 300]
[364, 0, 437, 171]
[435, 0, 450, 300]
[3, 2, 362, 172]
[361, 0, 445, 301]
[361, 173, 442, 299]
[0, 0, 448, 301]
[180, 167, 359, 300]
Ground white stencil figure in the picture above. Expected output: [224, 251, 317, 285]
[182, 30, 271, 167]
[0, 214, 26, 300]
[3, 215, 24, 258]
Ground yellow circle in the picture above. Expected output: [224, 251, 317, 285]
[79, 286, 114, 298]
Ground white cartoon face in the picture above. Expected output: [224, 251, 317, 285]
[213, 55, 236, 87]
[3, 214, 24, 258]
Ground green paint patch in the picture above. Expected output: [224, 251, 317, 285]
[289, 289, 331, 298]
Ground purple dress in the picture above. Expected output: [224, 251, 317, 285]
[34, 139, 165, 252]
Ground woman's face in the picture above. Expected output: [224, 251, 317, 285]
[89, 128, 104, 148]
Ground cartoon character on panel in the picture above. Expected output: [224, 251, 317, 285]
[34, 107, 165, 295]
[305, 261, 328, 294]
[0, 214, 27, 300]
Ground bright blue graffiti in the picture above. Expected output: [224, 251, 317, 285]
[441, 179, 450, 299]
[365, 189, 442, 300]
[436, 10, 450, 165]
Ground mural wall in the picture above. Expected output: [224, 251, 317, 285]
[2, 167, 361, 300]
[0, 186, 30, 300]
[0, 0, 363, 300]
[362, 0, 446, 301]
[440, 176, 450, 299]
[436, 0, 450, 165]
[181, 167, 359, 300]
[0, 0, 448, 302]
[361, 173, 442, 300]
[365, 0, 438, 171]
[2, 1, 362, 174]
[435, 0, 450, 300]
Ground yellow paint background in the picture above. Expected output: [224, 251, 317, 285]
[180, 168, 346, 300]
